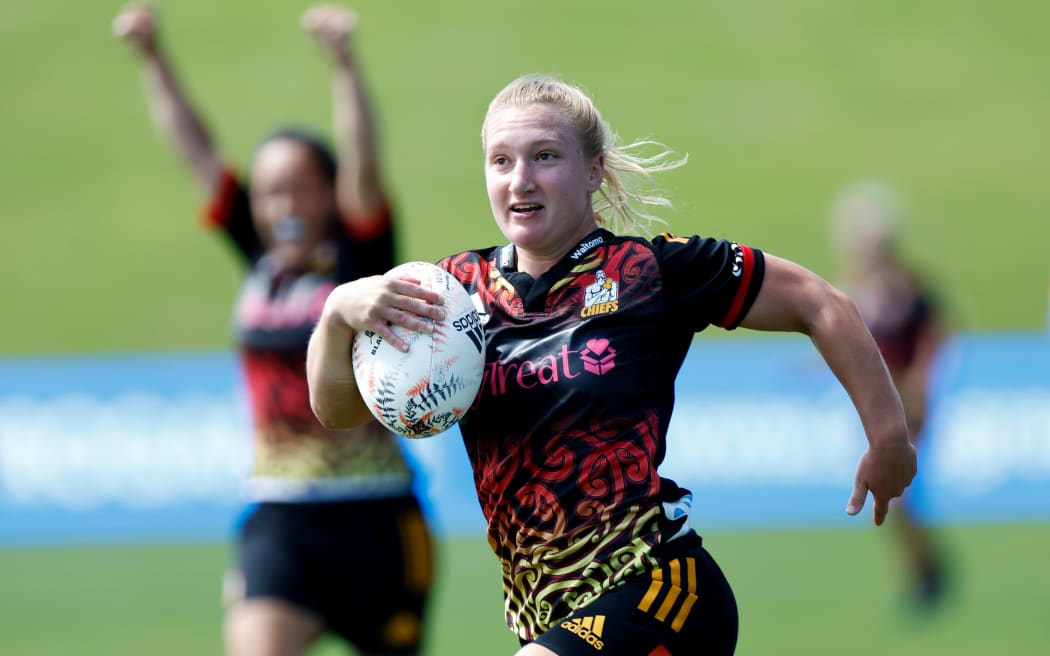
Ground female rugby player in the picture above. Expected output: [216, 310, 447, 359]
[306, 74, 916, 656]
[114, 5, 433, 655]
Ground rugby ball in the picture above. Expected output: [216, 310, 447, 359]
[351, 261, 485, 438]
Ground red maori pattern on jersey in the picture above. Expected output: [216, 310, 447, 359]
[616, 245, 656, 290]
[243, 348, 321, 434]
[489, 410, 667, 637]
[439, 231, 764, 640]
[511, 412, 662, 543]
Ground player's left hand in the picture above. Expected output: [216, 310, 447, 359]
[302, 4, 358, 57]
[112, 3, 159, 55]
[846, 436, 917, 526]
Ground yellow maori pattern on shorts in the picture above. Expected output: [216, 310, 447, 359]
[501, 504, 663, 641]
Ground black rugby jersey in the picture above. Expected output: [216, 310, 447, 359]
[848, 272, 937, 374]
[438, 228, 765, 641]
[205, 169, 413, 501]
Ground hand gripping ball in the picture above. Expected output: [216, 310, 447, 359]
[351, 261, 485, 438]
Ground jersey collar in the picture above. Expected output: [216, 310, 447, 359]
[495, 228, 610, 275]
[495, 228, 612, 312]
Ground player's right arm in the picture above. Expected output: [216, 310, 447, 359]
[113, 4, 224, 198]
[307, 276, 445, 428]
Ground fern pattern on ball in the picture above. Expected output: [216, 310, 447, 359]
[371, 373, 402, 433]
[351, 261, 484, 439]
[398, 369, 474, 436]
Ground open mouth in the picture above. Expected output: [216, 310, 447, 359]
[511, 203, 544, 214]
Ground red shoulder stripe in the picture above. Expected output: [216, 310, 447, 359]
[201, 167, 240, 229]
[716, 244, 755, 328]
[340, 201, 392, 242]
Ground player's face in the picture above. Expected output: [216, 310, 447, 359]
[484, 103, 603, 267]
[250, 139, 335, 269]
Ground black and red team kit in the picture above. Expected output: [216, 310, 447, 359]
[206, 170, 432, 655]
[439, 228, 765, 655]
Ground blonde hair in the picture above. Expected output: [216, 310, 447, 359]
[829, 179, 904, 261]
[481, 74, 686, 236]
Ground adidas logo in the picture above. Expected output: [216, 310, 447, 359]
[560, 615, 605, 650]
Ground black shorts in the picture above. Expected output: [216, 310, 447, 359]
[233, 495, 434, 654]
[531, 532, 737, 656]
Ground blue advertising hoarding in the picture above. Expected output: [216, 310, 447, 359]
[1, 334, 1047, 545]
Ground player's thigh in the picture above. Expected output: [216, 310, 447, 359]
[224, 597, 324, 656]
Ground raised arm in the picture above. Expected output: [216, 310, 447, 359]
[301, 5, 385, 224]
[741, 254, 917, 526]
[113, 4, 224, 197]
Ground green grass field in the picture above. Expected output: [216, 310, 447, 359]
[2, 524, 1048, 655]
[3, 1, 1050, 355]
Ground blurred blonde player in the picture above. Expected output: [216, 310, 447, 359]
[830, 180, 949, 608]
[114, 5, 433, 655]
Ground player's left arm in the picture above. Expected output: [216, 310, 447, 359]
[740, 253, 917, 526]
[302, 5, 386, 227]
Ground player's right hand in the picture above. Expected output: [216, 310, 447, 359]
[321, 276, 444, 354]
[112, 4, 158, 54]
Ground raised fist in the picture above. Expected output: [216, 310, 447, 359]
[112, 4, 159, 54]
[302, 5, 359, 57]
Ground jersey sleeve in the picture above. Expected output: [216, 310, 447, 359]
[338, 198, 393, 244]
[333, 200, 397, 282]
[200, 167, 263, 263]
[652, 233, 765, 331]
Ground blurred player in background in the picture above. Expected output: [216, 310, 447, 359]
[114, 5, 433, 655]
[830, 180, 949, 609]
[306, 74, 917, 655]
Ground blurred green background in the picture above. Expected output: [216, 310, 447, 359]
[2, 0, 1048, 654]
[3, 0, 1049, 356]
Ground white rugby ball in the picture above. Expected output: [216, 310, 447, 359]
[351, 261, 485, 438]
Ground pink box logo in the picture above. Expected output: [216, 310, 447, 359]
[580, 338, 616, 376]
